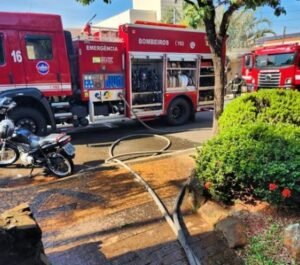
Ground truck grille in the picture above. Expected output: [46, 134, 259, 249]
[258, 72, 281, 87]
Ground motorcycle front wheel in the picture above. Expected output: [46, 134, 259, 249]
[46, 152, 74, 178]
[0, 142, 19, 166]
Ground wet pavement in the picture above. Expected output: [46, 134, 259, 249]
[0, 152, 243, 265]
[0, 111, 213, 188]
[0, 111, 243, 264]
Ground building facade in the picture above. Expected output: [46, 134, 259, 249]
[96, 0, 184, 28]
[133, 0, 183, 21]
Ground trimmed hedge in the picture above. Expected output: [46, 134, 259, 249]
[195, 123, 300, 206]
[219, 90, 300, 131]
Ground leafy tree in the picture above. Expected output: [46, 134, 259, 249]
[181, 3, 204, 29]
[76, 0, 285, 131]
[182, 0, 285, 131]
[76, 0, 110, 4]
[182, 5, 275, 50]
[226, 10, 275, 50]
[161, 7, 183, 24]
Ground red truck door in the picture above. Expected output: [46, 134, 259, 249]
[0, 31, 26, 89]
[0, 33, 12, 88]
[242, 53, 255, 87]
[19, 31, 62, 96]
[295, 52, 300, 87]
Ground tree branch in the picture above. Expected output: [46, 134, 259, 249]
[215, 0, 230, 8]
[183, 0, 199, 10]
[196, 0, 208, 8]
[219, 3, 241, 39]
[202, 0, 217, 53]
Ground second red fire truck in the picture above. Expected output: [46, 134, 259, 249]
[0, 12, 216, 135]
[242, 43, 300, 91]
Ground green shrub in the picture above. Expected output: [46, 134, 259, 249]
[195, 123, 300, 206]
[219, 90, 300, 131]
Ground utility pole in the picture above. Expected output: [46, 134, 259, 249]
[282, 26, 286, 44]
[174, 0, 177, 24]
[173, 7, 176, 24]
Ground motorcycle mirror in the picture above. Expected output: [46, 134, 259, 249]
[0, 97, 16, 112]
[0, 97, 12, 106]
[8, 101, 17, 111]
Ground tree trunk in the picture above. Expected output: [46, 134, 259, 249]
[212, 53, 225, 134]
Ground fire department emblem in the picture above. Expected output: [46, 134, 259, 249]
[190, 41, 196, 49]
[36, 61, 50, 75]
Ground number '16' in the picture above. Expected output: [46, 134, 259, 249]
[11, 50, 22, 63]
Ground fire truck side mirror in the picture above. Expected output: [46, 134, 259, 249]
[244, 55, 253, 69]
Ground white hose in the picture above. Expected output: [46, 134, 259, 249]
[104, 95, 202, 265]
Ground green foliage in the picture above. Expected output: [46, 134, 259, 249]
[182, 0, 286, 123]
[195, 123, 300, 206]
[161, 7, 182, 24]
[76, 0, 110, 5]
[183, 5, 275, 49]
[219, 90, 300, 131]
[244, 224, 294, 265]
[226, 10, 275, 49]
[181, 3, 205, 29]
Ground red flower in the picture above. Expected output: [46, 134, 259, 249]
[281, 188, 292, 198]
[269, 183, 278, 191]
[204, 182, 212, 190]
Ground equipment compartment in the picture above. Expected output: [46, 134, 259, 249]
[167, 61, 196, 89]
[131, 58, 163, 110]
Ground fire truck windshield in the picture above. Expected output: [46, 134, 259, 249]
[255, 52, 295, 68]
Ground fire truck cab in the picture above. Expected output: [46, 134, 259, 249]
[242, 43, 300, 91]
[0, 12, 215, 135]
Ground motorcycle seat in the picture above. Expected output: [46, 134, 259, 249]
[38, 134, 65, 147]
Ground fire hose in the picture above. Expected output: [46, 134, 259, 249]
[5, 94, 203, 265]
[103, 94, 202, 265]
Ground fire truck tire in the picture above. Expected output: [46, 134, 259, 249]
[9, 108, 47, 136]
[166, 98, 191, 126]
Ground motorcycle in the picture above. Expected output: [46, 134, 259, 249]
[0, 97, 75, 177]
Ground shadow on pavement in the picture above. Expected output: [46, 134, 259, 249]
[69, 111, 213, 147]
[47, 230, 243, 265]
[48, 238, 189, 265]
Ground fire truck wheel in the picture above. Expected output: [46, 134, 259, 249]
[166, 98, 191, 126]
[9, 108, 47, 136]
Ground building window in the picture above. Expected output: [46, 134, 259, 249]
[0, 34, 5, 65]
[25, 35, 53, 60]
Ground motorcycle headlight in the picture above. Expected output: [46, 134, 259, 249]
[0, 119, 15, 139]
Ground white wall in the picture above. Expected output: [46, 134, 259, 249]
[96, 0, 184, 29]
[96, 10, 157, 28]
[129, 10, 157, 24]
[133, 0, 183, 21]
[133, 0, 161, 15]
[160, 0, 183, 21]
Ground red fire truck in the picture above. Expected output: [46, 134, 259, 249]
[242, 43, 300, 91]
[0, 12, 216, 135]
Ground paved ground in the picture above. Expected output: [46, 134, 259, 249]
[0, 110, 244, 265]
[0, 152, 243, 265]
[0, 111, 213, 187]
